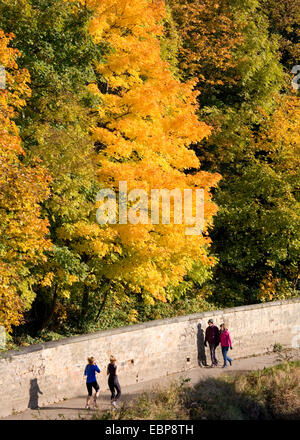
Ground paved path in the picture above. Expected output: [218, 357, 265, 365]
[2, 350, 299, 420]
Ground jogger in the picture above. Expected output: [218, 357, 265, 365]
[84, 356, 100, 409]
[107, 355, 121, 409]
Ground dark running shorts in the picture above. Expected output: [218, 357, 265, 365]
[86, 381, 100, 396]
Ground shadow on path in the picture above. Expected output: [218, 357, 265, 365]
[197, 323, 207, 367]
[28, 378, 43, 409]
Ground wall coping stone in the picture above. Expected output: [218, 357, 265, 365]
[1, 297, 299, 360]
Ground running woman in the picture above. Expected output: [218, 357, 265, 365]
[107, 355, 121, 409]
[84, 356, 100, 409]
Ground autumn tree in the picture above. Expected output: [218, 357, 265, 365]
[169, 0, 300, 305]
[0, 30, 51, 331]
[210, 95, 300, 304]
[0, 0, 110, 331]
[0, 0, 220, 333]
[70, 0, 220, 309]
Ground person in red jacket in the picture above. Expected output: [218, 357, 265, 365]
[204, 319, 220, 367]
[219, 323, 233, 368]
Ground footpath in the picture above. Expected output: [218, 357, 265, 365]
[2, 350, 299, 420]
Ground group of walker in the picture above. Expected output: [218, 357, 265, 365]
[84, 355, 121, 410]
[204, 319, 233, 368]
[84, 319, 232, 410]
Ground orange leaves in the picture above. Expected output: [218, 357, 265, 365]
[0, 30, 31, 114]
[0, 262, 24, 331]
[73, 0, 221, 300]
[0, 31, 51, 331]
[65, 1, 221, 302]
[85, 0, 166, 44]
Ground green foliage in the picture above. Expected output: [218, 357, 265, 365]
[0, 0, 108, 331]
[160, 4, 181, 78]
[273, 343, 283, 353]
[0, 0, 299, 342]
[48, 287, 215, 335]
[209, 96, 300, 305]
[170, 0, 299, 306]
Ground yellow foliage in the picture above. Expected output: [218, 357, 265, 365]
[258, 272, 279, 302]
[67, 0, 220, 301]
[41, 272, 55, 287]
[129, 309, 139, 323]
[0, 30, 52, 331]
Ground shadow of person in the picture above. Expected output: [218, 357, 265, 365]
[28, 378, 43, 409]
[197, 323, 207, 367]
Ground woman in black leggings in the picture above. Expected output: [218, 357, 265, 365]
[107, 355, 121, 409]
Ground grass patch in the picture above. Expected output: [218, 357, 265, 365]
[93, 361, 300, 420]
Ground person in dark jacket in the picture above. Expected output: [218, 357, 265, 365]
[204, 319, 220, 367]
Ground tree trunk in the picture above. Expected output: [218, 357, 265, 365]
[81, 286, 89, 320]
[95, 287, 109, 321]
[40, 286, 58, 331]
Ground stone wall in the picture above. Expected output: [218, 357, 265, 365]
[0, 298, 299, 417]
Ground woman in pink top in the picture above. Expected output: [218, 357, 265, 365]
[219, 324, 233, 368]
